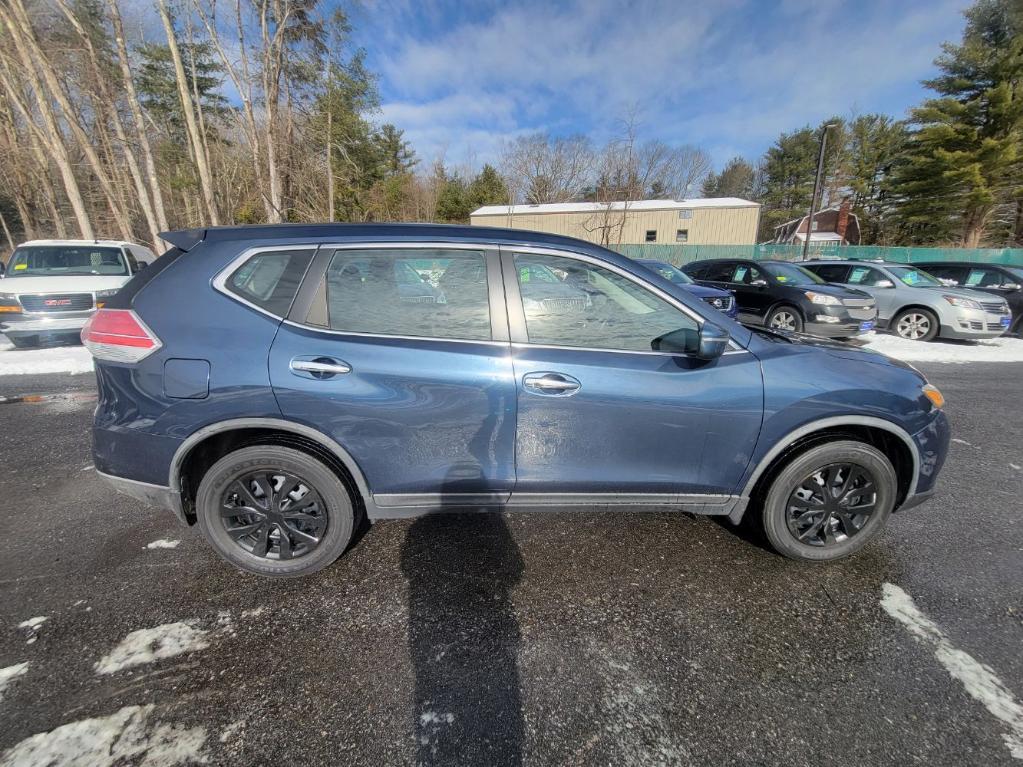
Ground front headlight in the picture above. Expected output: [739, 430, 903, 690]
[0, 293, 20, 313]
[942, 295, 981, 310]
[805, 291, 842, 306]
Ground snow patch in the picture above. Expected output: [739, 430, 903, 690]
[218, 720, 245, 743]
[0, 705, 207, 766]
[1011, 463, 1021, 471]
[862, 334, 1023, 364]
[881, 583, 1023, 760]
[241, 607, 266, 618]
[18, 616, 48, 644]
[0, 339, 94, 376]
[0, 663, 29, 703]
[145, 539, 181, 550]
[952, 438, 972, 446]
[94, 622, 211, 675]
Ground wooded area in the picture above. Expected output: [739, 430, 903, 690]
[0, 0, 1019, 252]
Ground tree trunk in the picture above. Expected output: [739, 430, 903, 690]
[326, 106, 334, 222]
[0, 13, 93, 239]
[5, 0, 133, 240]
[157, 0, 219, 225]
[107, 0, 168, 234]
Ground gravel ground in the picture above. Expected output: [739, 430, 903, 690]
[0, 360, 1020, 766]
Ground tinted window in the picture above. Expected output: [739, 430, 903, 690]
[964, 268, 1008, 288]
[700, 262, 739, 282]
[847, 265, 888, 286]
[921, 265, 965, 284]
[310, 249, 491, 341]
[731, 263, 766, 284]
[512, 253, 698, 352]
[7, 245, 129, 277]
[227, 250, 313, 317]
[809, 264, 849, 283]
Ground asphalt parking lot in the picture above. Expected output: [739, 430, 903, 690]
[1, 361, 1021, 766]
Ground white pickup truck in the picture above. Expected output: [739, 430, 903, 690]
[0, 239, 155, 348]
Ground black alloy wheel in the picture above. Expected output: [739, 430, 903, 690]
[197, 445, 356, 577]
[221, 469, 327, 560]
[760, 440, 897, 561]
[785, 463, 877, 546]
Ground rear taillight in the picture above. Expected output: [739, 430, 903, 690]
[81, 309, 162, 363]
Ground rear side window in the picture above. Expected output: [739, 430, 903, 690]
[847, 266, 887, 286]
[701, 262, 739, 282]
[809, 264, 849, 283]
[226, 249, 313, 317]
[305, 248, 492, 341]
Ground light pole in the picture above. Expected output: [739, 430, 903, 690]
[802, 123, 836, 261]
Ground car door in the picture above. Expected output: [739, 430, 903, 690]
[268, 244, 516, 508]
[502, 247, 764, 504]
[845, 264, 899, 322]
[728, 262, 775, 320]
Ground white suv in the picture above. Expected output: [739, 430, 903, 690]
[0, 239, 155, 348]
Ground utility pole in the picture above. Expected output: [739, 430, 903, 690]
[802, 123, 836, 261]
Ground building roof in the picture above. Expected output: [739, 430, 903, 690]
[471, 197, 760, 217]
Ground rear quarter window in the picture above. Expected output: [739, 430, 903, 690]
[225, 249, 314, 318]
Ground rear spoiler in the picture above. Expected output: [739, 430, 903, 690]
[158, 228, 206, 252]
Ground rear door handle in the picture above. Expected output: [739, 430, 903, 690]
[290, 356, 352, 380]
[522, 372, 581, 396]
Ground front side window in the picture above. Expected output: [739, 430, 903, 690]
[847, 265, 887, 286]
[887, 266, 942, 288]
[512, 253, 699, 353]
[731, 263, 766, 284]
[227, 250, 313, 317]
[307, 249, 491, 341]
[7, 245, 129, 277]
[809, 264, 850, 283]
[761, 262, 824, 286]
[964, 268, 1007, 288]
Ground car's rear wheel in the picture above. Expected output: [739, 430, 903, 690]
[766, 306, 803, 332]
[8, 336, 39, 349]
[196, 446, 355, 577]
[893, 308, 938, 342]
[760, 441, 897, 561]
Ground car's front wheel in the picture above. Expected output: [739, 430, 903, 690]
[766, 306, 803, 332]
[760, 441, 897, 561]
[196, 446, 356, 577]
[893, 307, 939, 342]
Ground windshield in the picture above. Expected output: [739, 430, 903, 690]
[643, 261, 694, 285]
[761, 262, 824, 286]
[7, 245, 128, 278]
[887, 266, 943, 287]
[1003, 267, 1023, 283]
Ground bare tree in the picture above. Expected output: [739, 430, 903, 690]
[500, 133, 593, 204]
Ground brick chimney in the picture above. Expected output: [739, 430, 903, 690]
[836, 198, 852, 242]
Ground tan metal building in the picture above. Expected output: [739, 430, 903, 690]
[469, 198, 760, 246]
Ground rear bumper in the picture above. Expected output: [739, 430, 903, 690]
[96, 470, 188, 525]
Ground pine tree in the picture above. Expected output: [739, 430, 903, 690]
[701, 157, 756, 199]
[891, 0, 1023, 246]
[467, 164, 509, 209]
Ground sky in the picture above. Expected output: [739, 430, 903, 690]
[346, 0, 971, 172]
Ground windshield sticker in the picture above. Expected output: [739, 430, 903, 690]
[13, 263, 26, 270]
[733, 266, 748, 282]
[850, 267, 870, 283]
[902, 271, 923, 285]
[775, 275, 790, 282]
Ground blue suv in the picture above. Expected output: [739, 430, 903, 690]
[84, 224, 950, 577]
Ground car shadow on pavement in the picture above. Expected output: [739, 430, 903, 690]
[400, 510, 525, 766]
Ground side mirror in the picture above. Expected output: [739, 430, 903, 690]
[875, 279, 895, 288]
[696, 322, 730, 360]
[1000, 283, 1021, 291]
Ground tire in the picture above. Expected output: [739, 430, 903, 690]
[8, 335, 39, 349]
[196, 445, 356, 577]
[766, 305, 803, 332]
[892, 307, 939, 342]
[760, 440, 897, 562]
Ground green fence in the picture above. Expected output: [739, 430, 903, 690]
[612, 243, 1023, 268]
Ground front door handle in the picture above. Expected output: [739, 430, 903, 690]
[290, 356, 352, 380]
[523, 372, 581, 396]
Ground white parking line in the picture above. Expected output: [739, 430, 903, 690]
[881, 583, 1023, 760]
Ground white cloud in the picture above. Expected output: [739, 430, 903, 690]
[359, 0, 968, 167]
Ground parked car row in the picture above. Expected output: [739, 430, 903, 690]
[0, 239, 155, 348]
[669, 257, 1013, 343]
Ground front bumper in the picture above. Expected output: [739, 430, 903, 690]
[1, 311, 91, 337]
[96, 470, 189, 525]
[805, 302, 878, 338]
[939, 306, 1011, 339]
